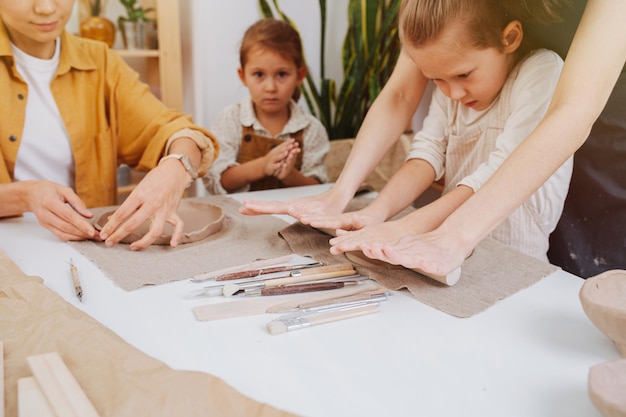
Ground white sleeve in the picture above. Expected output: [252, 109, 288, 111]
[300, 115, 330, 183]
[202, 105, 247, 195]
[406, 87, 449, 181]
[459, 50, 564, 191]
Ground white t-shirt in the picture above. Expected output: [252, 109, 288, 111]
[12, 39, 74, 188]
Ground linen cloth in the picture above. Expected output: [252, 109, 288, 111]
[69, 195, 293, 291]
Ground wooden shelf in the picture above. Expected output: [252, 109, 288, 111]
[115, 0, 183, 111]
[116, 0, 183, 200]
[114, 49, 160, 58]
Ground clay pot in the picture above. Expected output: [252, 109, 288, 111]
[79, 16, 116, 48]
[589, 359, 626, 417]
[579, 269, 626, 356]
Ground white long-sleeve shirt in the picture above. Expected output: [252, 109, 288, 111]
[407, 49, 573, 261]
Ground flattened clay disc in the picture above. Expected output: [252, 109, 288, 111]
[93, 200, 224, 245]
[589, 359, 626, 417]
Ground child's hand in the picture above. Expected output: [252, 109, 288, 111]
[262, 139, 298, 177]
[273, 143, 301, 180]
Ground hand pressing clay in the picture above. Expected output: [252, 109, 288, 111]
[93, 200, 225, 245]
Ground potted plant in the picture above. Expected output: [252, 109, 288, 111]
[118, 0, 158, 49]
[259, 0, 402, 139]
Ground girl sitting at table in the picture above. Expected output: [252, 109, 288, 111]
[203, 18, 329, 194]
[302, 0, 574, 263]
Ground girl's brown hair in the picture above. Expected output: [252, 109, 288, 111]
[240, 18, 306, 101]
[399, 0, 569, 52]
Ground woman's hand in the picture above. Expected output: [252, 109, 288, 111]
[263, 139, 300, 177]
[239, 185, 353, 221]
[303, 209, 382, 235]
[328, 218, 408, 255]
[24, 180, 97, 241]
[98, 158, 191, 250]
[360, 227, 471, 277]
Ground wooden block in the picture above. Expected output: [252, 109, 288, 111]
[26, 352, 100, 417]
[17, 377, 55, 417]
[1, 341, 4, 417]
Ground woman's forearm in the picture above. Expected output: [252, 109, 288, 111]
[333, 51, 429, 195]
[0, 182, 30, 217]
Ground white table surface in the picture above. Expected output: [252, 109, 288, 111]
[0, 184, 619, 417]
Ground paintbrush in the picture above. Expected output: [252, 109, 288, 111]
[266, 303, 380, 335]
[190, 254, 311, 283]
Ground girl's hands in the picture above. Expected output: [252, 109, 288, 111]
[263, 138, 300, 178]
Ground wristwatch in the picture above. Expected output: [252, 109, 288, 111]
[159, 153, 199, 181]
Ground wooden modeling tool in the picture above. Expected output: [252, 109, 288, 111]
[192, 280, 384, 321]
[189, 254, 295, 282]
[222, 265, 357, 297]
[266, 303, 379, 335]
[266, 281, 386, 313]
[26, 352, 100, 417]
[214, 261, 323, 281]
[242, 280, 361, 297]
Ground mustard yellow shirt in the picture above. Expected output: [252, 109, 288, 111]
[0, 26, 218, 208]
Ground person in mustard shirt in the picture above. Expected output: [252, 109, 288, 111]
[0, 0, 219, 250]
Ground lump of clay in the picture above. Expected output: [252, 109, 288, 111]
[93, 200, 225, 245]
[579, 269, 626, 357]
[589, 359, 626, 417]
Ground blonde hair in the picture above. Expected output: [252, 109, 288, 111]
[399, 0, 568, 51]
[239, 18, 306, 102]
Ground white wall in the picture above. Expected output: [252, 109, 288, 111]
[70, 1, 429, 132]
[180, 0, 349, 130]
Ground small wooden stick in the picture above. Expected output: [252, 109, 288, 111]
[27, 352, 100, 417]
[0, 342, 4, 417]
[267, 304, 379, 334]
[17, 377, 55, 417]
[69, 259, 83, 302]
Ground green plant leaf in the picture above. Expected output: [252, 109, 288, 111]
[257, 0, 401, 139]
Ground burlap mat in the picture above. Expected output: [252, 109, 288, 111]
[279, 222, 558, 318]
[68, 195, 293, 291]
[0, 250, 295, 417]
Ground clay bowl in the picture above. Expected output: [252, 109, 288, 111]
[93, 200, 224, 245]
[579, 269, 626, 357]
[588, 358, 626, 417]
